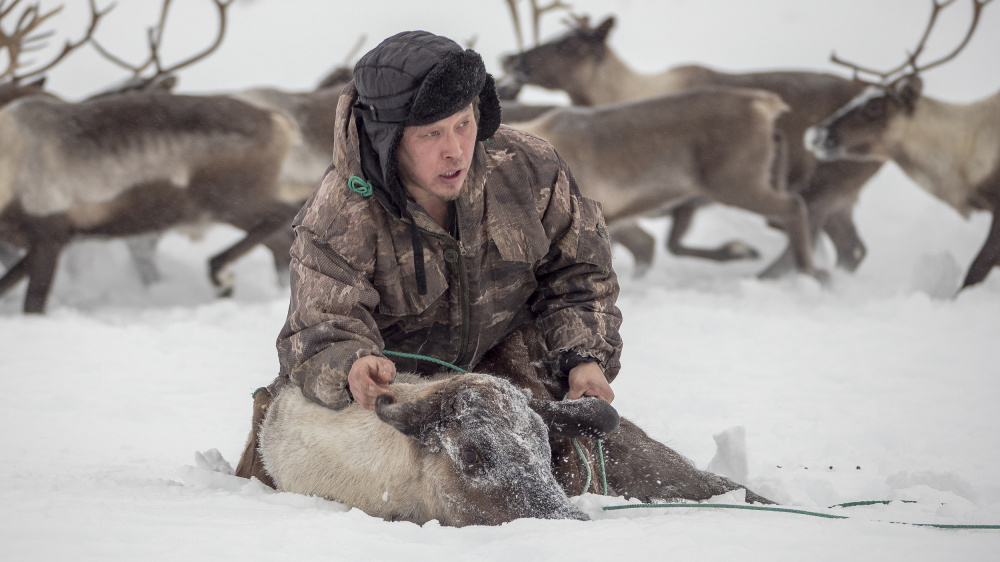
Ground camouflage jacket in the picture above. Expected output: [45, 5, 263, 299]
[274, 84, 623, 409]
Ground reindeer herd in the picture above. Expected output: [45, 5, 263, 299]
[0, 0, 997, 314]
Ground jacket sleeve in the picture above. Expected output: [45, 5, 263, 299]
[530, 156, 624, 382]
[275, 225, 383, 410]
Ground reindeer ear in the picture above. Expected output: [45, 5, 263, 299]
[594, 17, 615, 43]
[375, 392, 441, 440]
[893, 75, 923, 113]
[529, 397, 620, 439]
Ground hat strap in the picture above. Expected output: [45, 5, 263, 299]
[355, 102, 410, 123]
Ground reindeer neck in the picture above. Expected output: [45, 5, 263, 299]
[892, 93, 1000, 216]
[583, 51, 690, 105]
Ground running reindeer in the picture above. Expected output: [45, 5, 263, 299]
[500, 8, 884, 278]
[808, 0, 999, 289]
[509, 88, 829, 281]
[0, 0, 300, 313]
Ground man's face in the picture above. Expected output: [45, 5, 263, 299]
[396, 103, 478, 206]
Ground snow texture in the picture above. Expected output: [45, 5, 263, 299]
[2, 0, 1000, 560]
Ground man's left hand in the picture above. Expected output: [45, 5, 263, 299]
[567, 361, 614, 403]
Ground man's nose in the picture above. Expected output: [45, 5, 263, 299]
[442, 130, 463, 159]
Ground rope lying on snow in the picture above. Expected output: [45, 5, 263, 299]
[600, 500, 1000, 530]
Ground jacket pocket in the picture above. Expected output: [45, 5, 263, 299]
[492, 222, 548, 265]
[373, 236, 449, 318]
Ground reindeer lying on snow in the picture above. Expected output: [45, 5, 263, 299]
[261, 374, 608, 526]
[501, 15, 884, 277]
[808, 0, 1000, 289]
[509, 88, 827, 281]
[254, 324, 772, 527]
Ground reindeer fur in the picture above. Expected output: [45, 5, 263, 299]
[501, 16, 883, 276]
[0, 89, 298, 312]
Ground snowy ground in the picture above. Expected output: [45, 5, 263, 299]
[2, 1, 1000, 560]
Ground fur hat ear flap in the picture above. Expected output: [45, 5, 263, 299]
[476, 74, 502, 141]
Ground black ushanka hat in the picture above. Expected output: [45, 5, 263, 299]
[352, 31, 502, 294]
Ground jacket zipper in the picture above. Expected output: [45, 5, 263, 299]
[454, 205, 471, 366]
[413, 214, 470, 367]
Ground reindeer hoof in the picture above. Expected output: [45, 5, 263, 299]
[719, 241, 760, 261]
[211, 267, 236, 298]
[812, 268, 832, 287]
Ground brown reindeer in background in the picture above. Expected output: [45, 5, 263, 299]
[500, 12, 884, 278]
[0, 0, 300, 313]
[510, 88, 828, 281]
[84, 11, 359, 288]
[808, 0, 999, 290]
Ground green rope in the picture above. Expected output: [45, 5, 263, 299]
[597, 438, 608, 495]
[571, 437, 593, 494]
[602, 503, 848, 519]
[600, 502, 1000, 529]
[561, 392, 608, 496]
[348, 175, 373, 197]
[382, 350, 468, 373]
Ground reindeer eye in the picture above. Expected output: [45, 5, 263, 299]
[864, 99, 885, 119]
[461, 448, 480, 465]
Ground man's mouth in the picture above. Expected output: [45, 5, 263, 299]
[441, 169, 463, 180]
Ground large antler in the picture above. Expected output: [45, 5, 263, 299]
[0, 0, 110, 83]
[90, 0, 233, 89]
[830, 0, 993, 86]
[505, 0, 572, 51]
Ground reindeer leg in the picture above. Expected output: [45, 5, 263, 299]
[600, 418, 773, 504]
[665, 200, 760, 262]
[0, 254, 30, 298]
[961, 209, 1000, 289]
[761, 156, 879, 278]
[22, 240, 65, 314]
[759, 191, 824, 282]
[210, 211, 294, 297]
[823, 208, 866, 272]
[726, 185, 826, 282]
[608, 221, 655, 277]
[126, 233, 162, 286]
[0, 241, 22, 269]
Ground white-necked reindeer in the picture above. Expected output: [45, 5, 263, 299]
[808, 0, 999, 290]
[0, 0, 300, 313]
[500, 11, 885, 277]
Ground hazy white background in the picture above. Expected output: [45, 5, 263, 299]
[2, 1, 999, 560]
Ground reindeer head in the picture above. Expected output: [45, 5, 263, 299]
[375, 373, 619, 526]
[501, 14, 616, 94]
[808, 0, 991, 162]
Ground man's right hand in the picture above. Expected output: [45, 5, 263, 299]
[348, 355, 396, 410]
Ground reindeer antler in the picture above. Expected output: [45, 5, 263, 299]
[90, 0, 233, 88]
[0, 0, 111, 83]
[505, 0, 572, 51]
[830, 0, 993, 86]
